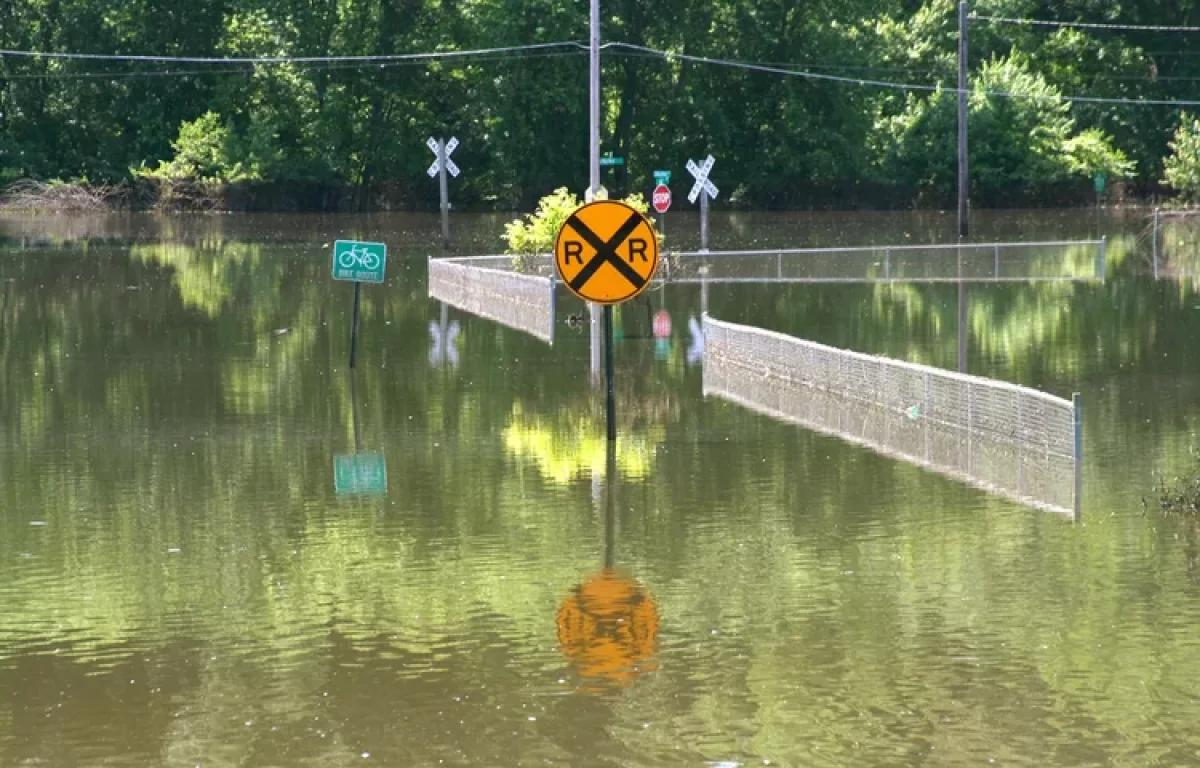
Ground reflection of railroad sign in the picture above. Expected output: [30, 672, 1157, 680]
[554, 200, 660, 305]
[652, 184, 672, 214]
[556, 569, 659, 687]
[653, 310, 672, 339]
[332, 240, 387, 283]
[333, 453, 387, 495]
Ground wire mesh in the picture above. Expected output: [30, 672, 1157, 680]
[428, 257, 555, 343]
[702, 316, 1078, 515]
[663, 240, 1104, 284]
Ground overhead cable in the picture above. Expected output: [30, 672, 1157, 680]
[971, 15, 1200, 33]
[0, 40, 584, 65]
[609, 42, 1200, 107]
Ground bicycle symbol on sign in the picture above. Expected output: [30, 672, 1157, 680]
[338, 244, 381, 271]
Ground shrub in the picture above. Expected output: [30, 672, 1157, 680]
[503, 187, 651, 265]
[1164, 114, 1200, 201]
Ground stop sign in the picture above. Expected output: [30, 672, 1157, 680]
[652, 184, 672, 214]
[653, 310, 672, 339]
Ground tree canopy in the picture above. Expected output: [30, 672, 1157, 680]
[2, 0, 1200, 209]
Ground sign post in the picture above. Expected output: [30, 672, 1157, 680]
[554, 200, 660, 442]
[1093, 171, 1106, 239]
[687, 156, 718, 252]
[332, 239, 387, 369]
[427, 136, 460, 247]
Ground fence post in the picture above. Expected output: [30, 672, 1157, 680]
[1097, 236, 1107, 281]
[1073, 392, 1083, 522]
[777, 251, 783, 280]
[1016, 391, 1024, 496]
[885, 247, 891, 280]
[994, 243, 1000, 278]
[548, 270, 556, 346]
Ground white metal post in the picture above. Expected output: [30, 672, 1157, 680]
[438, 138, 450, 246]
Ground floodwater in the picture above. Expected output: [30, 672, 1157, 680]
[2, 208, 1200, 766]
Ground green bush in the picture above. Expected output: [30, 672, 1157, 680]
[1164, 114, 1200, 201]
[503, 188, 651, 263]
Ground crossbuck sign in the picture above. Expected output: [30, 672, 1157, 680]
[427, 136, 460, 177]
[687, 155, 718, 204]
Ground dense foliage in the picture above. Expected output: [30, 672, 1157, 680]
[3, 0, 1200, 209]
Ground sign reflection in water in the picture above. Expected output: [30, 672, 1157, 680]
[557, 444, 660, 692]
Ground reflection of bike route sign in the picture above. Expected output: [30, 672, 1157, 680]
[332, 239, 387, 283]
[334, 453, 388, 496]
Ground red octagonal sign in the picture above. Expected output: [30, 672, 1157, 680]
[652, 184, 672, 214]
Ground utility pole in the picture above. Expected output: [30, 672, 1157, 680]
[589, 0, 600, 198]
[957, 0, 969, 239]
[589, 0, 604, 381]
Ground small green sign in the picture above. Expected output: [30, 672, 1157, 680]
[334, 453, 387, 496]
[653, 169, 671, 185]
[600, 155, 625, 167]
[1094, 172, 1107, 194]
[332, 239, 387, 283]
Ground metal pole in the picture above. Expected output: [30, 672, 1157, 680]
[1073, 392, 1083, 522]
[348, 281, 362, 369]
[589, 0, 602, 379]
[700, 192, 710, 252]
[1153, 207, 1160, 278]
[957, 0, 969, 239]
[438, 138, 450, 247]
[589, 0, 600, 196]
[1097, 236, 1107, 280]
[957, 281, 968, 373]
[603, 304, 616, 442]
[604, 438, 617, 570]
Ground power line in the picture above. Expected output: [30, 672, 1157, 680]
[0, 49, 587, 80]
[0, 41, 584, 65]
[610, 42, 1200, 107]
[972, 14, 1200, 33]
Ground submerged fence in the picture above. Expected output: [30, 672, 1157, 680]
[702, 316, 1081, 516]
[665, 239, 1106, 284]
[428, 256, 555, 343]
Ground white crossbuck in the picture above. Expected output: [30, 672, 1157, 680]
[686, 155, 718, 204]
[426, 136, 461, 178]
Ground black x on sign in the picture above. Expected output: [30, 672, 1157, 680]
[554, 200, 660, 305]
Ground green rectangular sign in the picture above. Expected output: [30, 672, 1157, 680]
[653, 169, 671, 185]
[600, 155, 625, 167]
[1093, 172, 1107, 193]
[334, 453, 388, 496]
[332, 239, 387, 283]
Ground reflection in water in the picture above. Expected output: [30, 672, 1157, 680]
[7, 211, 1200, 765]
[557, 445, 660, 692]
[429, 301, 461, 369]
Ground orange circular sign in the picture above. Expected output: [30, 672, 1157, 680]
[554, 200, 660, 305]
[556, 569, 660, 687]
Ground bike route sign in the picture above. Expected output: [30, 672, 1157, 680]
[332, 239, 387, 283]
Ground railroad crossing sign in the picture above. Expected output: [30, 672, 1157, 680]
[652, 184, 672, 214]
[554, 200, 660, 305]
[426, 136, 460, 178]
[332, 239, 387, 283]
[686, 155, 718, 204]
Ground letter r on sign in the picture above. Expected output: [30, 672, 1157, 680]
[627, 239, 648, 262]
[564, 241, 584, 265]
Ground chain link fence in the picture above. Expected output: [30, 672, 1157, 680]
[703, 316, 1081, 516]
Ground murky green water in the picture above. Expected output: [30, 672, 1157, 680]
[3, 209, 1200, 766]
